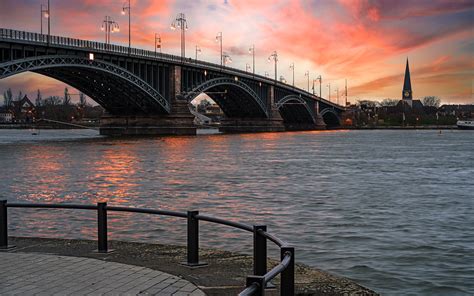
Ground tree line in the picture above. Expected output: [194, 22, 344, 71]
[2, 87, 90, 108]
[357, 96, 441, 108]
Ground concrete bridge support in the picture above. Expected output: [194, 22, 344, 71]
[99, 65, 196, 136]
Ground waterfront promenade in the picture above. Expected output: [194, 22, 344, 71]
[2, 237, 377, 296]
[0, 253, 204, 296]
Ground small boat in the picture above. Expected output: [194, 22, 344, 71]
[457, 119, 474, 130]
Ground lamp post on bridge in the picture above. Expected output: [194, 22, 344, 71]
[171, 13, 188, 59]
[335, 87, 340, 105]
[248, 45, 255, 75]
[304, 71, 310, 92]
[40, 3, 49, 35]
[121, 0, 131, 54]
[268, 51, 278, 81]
[101, 16, 119, 46]
[195, 45, 201, 61]
[316, 75, 322, 97]
[289, 63, 295, 87]
[327, 83, 331, 102]
[40, 0, 50, 43]
[154, 33, 161, 56]
[216, 32, 223, 67]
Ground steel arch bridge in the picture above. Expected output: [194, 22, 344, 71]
[0, 28, 344, 135]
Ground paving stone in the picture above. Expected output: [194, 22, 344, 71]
[0, 253, 204, 296]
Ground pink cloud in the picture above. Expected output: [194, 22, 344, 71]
[0, 0, 472, 104]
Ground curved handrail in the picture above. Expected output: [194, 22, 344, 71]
[7, 203, 97, 210]
[196, 214, 254, 232]
[2, 202, 294, 296]
[107, 206, 187, 218]
[239, 283, 260, 296]
[264, 252, 292, 283]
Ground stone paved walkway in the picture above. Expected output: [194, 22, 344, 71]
[0, 253, 205, 296]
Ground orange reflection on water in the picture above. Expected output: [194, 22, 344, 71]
[19, 146, 68, 203]
[89, 144, 140, 204]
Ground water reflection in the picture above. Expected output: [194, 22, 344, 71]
[90, 145, 140, 203]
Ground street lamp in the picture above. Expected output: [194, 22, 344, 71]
[171, 13, 188, 59]
[154, 33, 161, 56]
[222, 52, 232, 66]
[101, 16, 119, 45]
[248, 44, 255, 75]
[267, 51, 278, 81]
[335, 87, 339, 105]
[195, 45, 201, 61]
[289, 63, 295, 87]
[40, 0, 50, 43]
[121, 0, 131, 54]
[327, 83, 331, 102]
[304, 71, 310, 92]
[216, 32, 223, 66]
[316, 75, 322, 97]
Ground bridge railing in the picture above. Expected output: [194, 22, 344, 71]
[0, 200, 295, 296]
[0, 27, 342, 110]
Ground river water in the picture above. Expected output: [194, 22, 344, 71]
[0, 129, 472, 295]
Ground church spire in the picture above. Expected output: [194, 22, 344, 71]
[402, 58, 412, 101]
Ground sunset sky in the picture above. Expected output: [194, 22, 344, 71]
[0, 0, 473, 105]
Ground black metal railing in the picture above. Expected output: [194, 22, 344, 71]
[0, 200, 294, 295]
[0, 27, 341, 110]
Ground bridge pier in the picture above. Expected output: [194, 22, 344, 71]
[99, 64, 196, 136]
[99, 100, 196, 136]
[219, 107, 285, 133]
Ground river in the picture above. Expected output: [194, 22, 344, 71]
[0, 129, 472, 295]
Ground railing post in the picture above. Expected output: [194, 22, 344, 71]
[245, 275, 265, 296]
[182, 211, 207, 267]
[97, 202, 109, 253]
[0, 200, 14, 250]
[280, 246, 295, 296]
[253, 225, 267, 276]
[0, 200, 8, 248]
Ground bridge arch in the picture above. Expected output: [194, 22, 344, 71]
[184, 77, 268, 118]
[320, 108, 341, 127]
[276, 95, 316, 124]
[0, 55, 170, 115]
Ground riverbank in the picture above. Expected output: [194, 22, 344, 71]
[347, 125, 457, 130]
[0, 123, 98, 129]
[7, 237, 377, 296]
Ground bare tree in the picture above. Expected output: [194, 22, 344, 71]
[357, 100, 378, 108]
[63, 87, 71, 106]
[44, 96, 62, 106]
[35, 89, 43, 107]
[15, 90, 23, 101]
[380, 98, 398, 106]
[3, 88, 13, 107]
[78, 93, 88, 108]
[422, 96, 441, 107]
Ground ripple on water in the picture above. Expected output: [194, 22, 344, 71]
[2, 129, 474, 295]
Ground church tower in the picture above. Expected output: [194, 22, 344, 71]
[402, 59, 413, 106]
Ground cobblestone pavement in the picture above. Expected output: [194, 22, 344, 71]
[0, 252, 205, 296]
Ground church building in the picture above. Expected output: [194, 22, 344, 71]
[396, 59, 424, 112]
